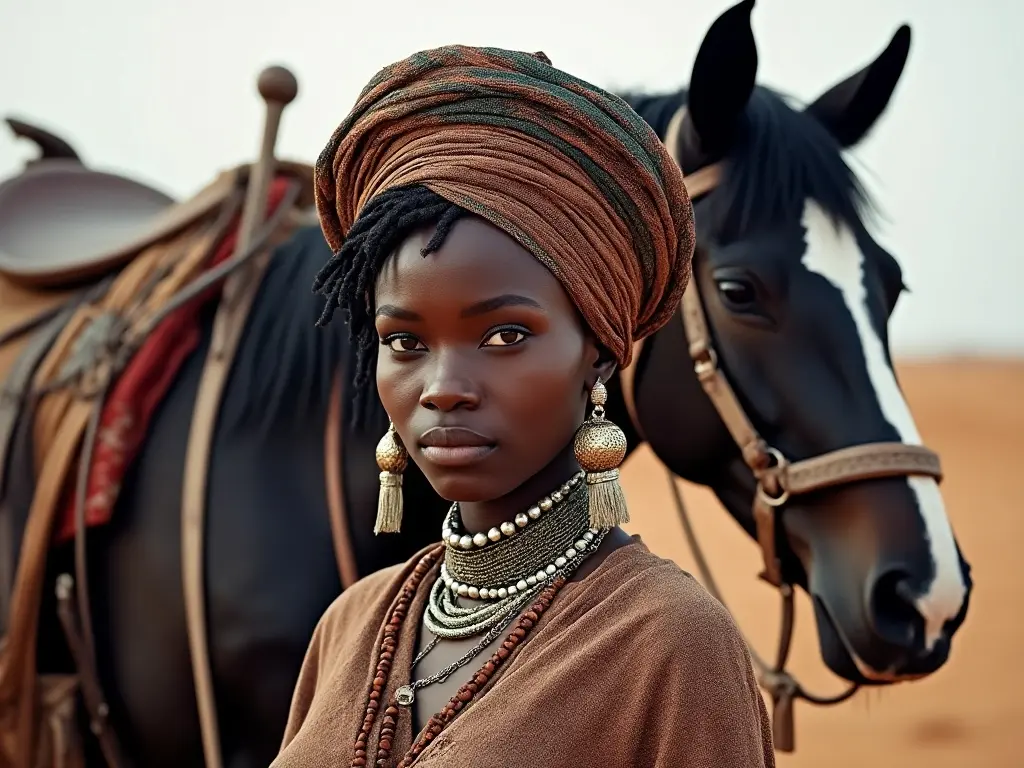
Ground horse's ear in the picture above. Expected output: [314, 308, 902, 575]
[686, 0, 758, 160]
[805, 25, 912, 148]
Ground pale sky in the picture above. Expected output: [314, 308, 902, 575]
[0, 0, 1020, 356]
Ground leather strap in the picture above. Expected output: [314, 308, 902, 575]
[181, 179, 301, 768]
[662, 106, 724, 197]
[180, 270, 358, 768]
[682, 282, 768, 467]
[325, 371, 359, 590]
[1, 388, 93, 767]
[181, 259, 268, 768]
[775, 442, 942, 495]
[60, 369, 134, 768]
[0, 304, 82, 503]
[63, 392, 125, 767]
[0, 305, 66, 353]
[54, 572, 121, 765]
[0, 304, 78, 721]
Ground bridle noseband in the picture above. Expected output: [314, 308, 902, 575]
[618, 110, 945, 752]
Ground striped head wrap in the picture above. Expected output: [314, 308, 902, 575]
[314, 45, 694, 367]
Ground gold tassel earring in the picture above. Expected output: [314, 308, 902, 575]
[374, 421, 408, 534]
[573, 377, 629, 528]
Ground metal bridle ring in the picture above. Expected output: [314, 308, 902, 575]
[756, 446, 790, 508]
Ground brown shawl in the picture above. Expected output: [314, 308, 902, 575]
[272, 538, 774, 767]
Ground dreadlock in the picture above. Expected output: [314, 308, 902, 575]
[312, 184, 468, 426]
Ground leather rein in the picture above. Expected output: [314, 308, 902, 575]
[617, 109, 945, 752]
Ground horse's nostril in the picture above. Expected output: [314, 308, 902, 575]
[867, 569, 922, 650]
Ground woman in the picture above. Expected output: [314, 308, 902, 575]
[273, 45, 774, 767]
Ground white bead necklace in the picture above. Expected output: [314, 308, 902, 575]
[441, 471, 584, 551]
[441, 529, 600, 600]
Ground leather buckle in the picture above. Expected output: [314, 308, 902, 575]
[691, 346, 718, 380]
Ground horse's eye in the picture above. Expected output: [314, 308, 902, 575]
[716, 279, 757, 308]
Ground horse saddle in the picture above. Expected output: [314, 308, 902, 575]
[0, 160, 187, 289]
[0, 157, 319, 291]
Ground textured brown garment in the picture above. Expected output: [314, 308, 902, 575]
[272, 538, 775, 767]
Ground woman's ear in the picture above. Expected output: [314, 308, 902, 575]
[591, 344, 617, 389]
[581, 335, 617, 391]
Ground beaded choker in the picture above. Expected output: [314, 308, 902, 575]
[441, 478, 595, 598]
[441, 471, 584, 550]
[392, 474, 606, 709]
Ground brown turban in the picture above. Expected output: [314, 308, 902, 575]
[314, 45, 694, 367]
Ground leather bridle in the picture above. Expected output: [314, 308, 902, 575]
[618, 109, 945, 752]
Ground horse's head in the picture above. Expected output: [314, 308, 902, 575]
[625, 0, 972, 686]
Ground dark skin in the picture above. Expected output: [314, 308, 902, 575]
[374, 215, 633, 729]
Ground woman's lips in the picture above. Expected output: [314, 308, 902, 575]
[418, 426, 496, 467]
[420, 445, 496, 466]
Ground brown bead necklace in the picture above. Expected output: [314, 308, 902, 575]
[349, 546, 568, 768]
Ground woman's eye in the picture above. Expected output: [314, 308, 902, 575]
[482, 328, 528, 347]
[384, 336, 425, 353]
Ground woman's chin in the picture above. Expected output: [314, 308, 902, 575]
[425, 470, 550, 507]
[416, 446, 505, 503]
[425, 473, 497, 504]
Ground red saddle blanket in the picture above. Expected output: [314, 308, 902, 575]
[52, 177, 291, 545]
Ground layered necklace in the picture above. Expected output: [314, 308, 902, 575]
[393, 471, 607, 708]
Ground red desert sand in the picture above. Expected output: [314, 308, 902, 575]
[619, 359, 1021, 768]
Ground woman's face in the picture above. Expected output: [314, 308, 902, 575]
[374, 216, 609, 503]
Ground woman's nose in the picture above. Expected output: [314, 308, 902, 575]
[419, 358, 481, 412]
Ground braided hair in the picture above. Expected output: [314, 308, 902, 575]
[312, 184, 468, 426]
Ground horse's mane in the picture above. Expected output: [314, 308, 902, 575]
[621, 86, 875, 243]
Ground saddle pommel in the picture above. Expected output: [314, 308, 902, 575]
[257, 66, 298, 108]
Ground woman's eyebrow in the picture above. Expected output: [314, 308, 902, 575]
[375, 305, 421, 321]
[460, 294, 544, 318]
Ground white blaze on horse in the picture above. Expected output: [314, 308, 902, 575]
[799, 199, 967, 653]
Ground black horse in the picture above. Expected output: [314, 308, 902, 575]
[622, 0, 973, 686]
[2, 1, 972, 765]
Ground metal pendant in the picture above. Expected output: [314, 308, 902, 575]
[395, 685, 415, 706]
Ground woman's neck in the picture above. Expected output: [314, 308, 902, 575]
[457, 444, 580, 534]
